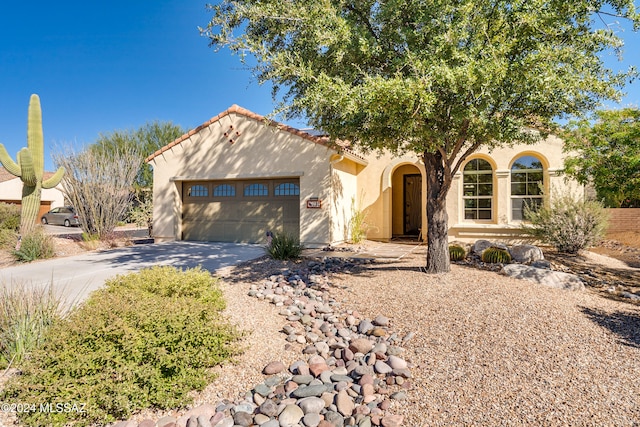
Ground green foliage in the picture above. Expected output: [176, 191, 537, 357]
[563, 108, 640, 207]
[1, 266, 239, 427]
[449, 245, 466, 261]
[128, 193, 153, 235]
[481, 247, 512, 264]
[0, 94, 65, 235]
[0, 202, 21, 231]
[0, 280, 62, 369]
[522, 194, 609, 254]
[54, 143, 141, 239]
[204, 0, 639, 273]
[265, 232, 304, 260]
[12, 227, 55, 262]
[348, 196, 367, 244]
[91, 121, 185, 198]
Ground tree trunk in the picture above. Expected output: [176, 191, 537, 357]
[423, 151, 451, 273]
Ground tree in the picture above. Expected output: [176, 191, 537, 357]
[91, 121, 185, 197]
[52, 145, 141, 239]
[203, 0, 639, 272]
[563, 108, 640, 208]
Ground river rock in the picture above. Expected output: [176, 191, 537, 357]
[279, 404, 304, 426]
[263, 361, 286, 375]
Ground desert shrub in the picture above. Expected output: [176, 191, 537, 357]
[1, 266, 240, 427]
[12, 227, 55, 262]
[348, 196, 368, 243]
[0, 228, 18, 250]
[522, 194, 609, 254]
[449, 245, 466, 261]
[0, 280, 62, 369]
[481, 247, 512, 263]
[266, 232, 304, 260]
[0, 202, 21, 231]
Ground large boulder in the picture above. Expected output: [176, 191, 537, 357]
[509, 244, 544, 264]
[501, 264, 585, 291]
[472, 240, 493, 255]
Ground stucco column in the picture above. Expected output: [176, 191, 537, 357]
[495, 170, 510, 224]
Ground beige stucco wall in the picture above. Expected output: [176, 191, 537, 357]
[329, 155, 361, 243]
[149, 112, 342, 247]
[0, 178, 65, 207]
[352, 134, 579, 242]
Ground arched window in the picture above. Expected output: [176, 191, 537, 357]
[244, 183, 268, 196]
[187, 184, 208, 197]
[274, 182, 300, 196]
[463, 159, 493, 220]
[213, 184, 236, 197]
[511, 155, 544, 220]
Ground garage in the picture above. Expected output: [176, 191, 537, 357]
[181, 178, 300, 243]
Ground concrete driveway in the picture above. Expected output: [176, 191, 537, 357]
[0, 241, 264, 305]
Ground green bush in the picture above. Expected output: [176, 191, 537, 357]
[265, 232, 304, 260]
[0, 202, 20, 231]
[449, 245, 466, 261]
[348, 196, 368, 243]
[0, 280, 62, 369]
[481, 247, 512, 264]
[1, 266, 240, 427]
[522, 194, 609, 254]
[12, 227, 55, 262]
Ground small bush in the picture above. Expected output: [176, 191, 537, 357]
[348, 196, 368, 243]
[449, 245, 466, 261]
[1, 266, 239, 427]
[0, 228, 18, 250]
[0, 280, 62, 369]
[522, 194, 609, 254]
[0, 202, 20, 231]
[12, 227, 55, 262]
[481, 247, 512, 264]
[266, 232, 304, 260]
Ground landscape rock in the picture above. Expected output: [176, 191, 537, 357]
[502, 264, 585, 291]
[509, 244, 544, 264]
[279, 404, 304, 426]
[263, 361, 287, 375]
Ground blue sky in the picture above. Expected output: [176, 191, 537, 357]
[1, 1, 639, 171]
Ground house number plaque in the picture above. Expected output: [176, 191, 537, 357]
[306, 198, 322, 209]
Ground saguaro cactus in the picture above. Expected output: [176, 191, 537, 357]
[0, 94, 65, 236]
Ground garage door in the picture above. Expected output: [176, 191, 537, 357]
[182, 179, 300, 243]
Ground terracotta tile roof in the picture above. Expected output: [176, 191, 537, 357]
[145, 104, 364, 163]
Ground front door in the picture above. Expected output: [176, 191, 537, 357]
[403, 174, 422, 235]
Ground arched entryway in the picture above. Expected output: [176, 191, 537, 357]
[391, 164, 423, 237]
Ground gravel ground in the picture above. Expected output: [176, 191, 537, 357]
[2, 245, 639, 426]
[328, 248, 640, 426]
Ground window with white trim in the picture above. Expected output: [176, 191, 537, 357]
[463, 159, 493, 220]
[511, 155, 544, 220]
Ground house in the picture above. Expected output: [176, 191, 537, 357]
[0, 167, 65, 221]
[146, 105, 576, 247]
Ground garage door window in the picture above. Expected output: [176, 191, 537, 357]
[213, 184, 236, 197]
[188, 184, 208, 197]
[244, 183, 268, 196]
[275, 183, 300, 196]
